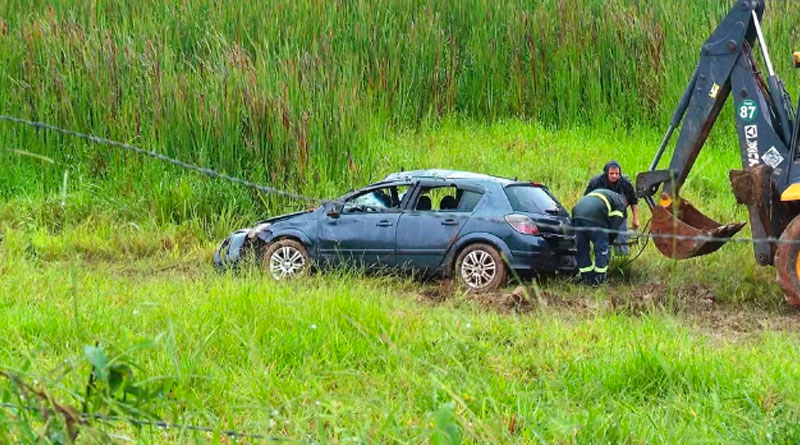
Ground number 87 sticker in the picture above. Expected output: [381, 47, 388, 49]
[739, 99, 759, 122]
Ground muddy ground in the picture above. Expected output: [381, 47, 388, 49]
[418, 280, 800, 340]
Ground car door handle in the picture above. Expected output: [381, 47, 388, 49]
[441, 219, 459, 226]
[376, 220, 393, 227]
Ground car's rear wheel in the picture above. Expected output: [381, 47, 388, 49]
[454, 243, 507, 293]
[263, 239, 310, 280]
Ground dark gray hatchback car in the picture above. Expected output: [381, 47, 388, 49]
[215, 169, 576, 292]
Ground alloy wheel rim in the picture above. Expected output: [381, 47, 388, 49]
[270, 246, 306, 279]
[461, 250, 496, 289]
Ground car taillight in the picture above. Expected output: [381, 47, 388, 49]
[505, 214, 539, 235]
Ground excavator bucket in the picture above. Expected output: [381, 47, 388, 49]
[650, 199, 745, 259]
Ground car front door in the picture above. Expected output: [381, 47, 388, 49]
[318, 183, 411, 268]
[395, 183, 483, 270]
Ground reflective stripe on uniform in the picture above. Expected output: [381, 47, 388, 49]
[588, 192, 621, 219]
[579, 265, 594, 273]
[594, 265, 608, 273]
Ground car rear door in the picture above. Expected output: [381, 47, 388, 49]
[318, 183, 411, 268]
[395, 182, 483, 270]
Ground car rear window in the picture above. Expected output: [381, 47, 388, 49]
[504, 185, 559, 214]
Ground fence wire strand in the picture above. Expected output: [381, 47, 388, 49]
[0, 115, 321, 205]
[0, 401, 307, 442]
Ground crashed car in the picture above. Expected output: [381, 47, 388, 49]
[214, 169, 576, 292]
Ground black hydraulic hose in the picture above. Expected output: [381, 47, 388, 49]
[649, 125, 677, 172]
[785, 91, 800, 180]
[670, 68, 699, 129]
[618, 217, 653, 268]
[767, 76, 794, 146]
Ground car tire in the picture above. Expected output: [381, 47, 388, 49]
[263, 239, 310, 280]
[774, 214, 800, 307]
[454, 243, 507, 293]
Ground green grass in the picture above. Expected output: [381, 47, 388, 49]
[2, 121, 800, 442]
[2, 222, 800, 442]
[4, 0, 800, 441]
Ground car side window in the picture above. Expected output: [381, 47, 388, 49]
[412, 185, 483, 212]
[344, 185, 409, 213]
[455, 190, 483, 212]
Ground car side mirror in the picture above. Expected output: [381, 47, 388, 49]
[327, 202, 343, 218]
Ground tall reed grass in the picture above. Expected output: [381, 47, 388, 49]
[1, 0, 798, 219]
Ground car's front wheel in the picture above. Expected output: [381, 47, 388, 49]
[263, 239, 310, 280]
[454, 243, 507, 293]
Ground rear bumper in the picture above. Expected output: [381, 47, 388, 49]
[508, 232, 577, 274]
[509, 251, 577, 273]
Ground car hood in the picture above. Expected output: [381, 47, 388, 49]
[253, 210, 312, 226]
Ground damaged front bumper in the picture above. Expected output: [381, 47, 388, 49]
[213, 229, 251, 269]
[213, 221, 274, 269]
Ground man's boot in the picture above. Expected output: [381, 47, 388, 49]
[592, 272, 607, 285]
[580, 271, 596, 285]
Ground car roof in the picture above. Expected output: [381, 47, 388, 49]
[382, 169, 518, 186]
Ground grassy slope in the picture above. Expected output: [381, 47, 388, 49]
[3, 222, 800, 443]
[3, 122, 800, 442]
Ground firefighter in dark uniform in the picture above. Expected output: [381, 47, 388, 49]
[584, 160, 639, 254]
[571, 188, 627, 285]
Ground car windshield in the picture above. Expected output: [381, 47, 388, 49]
[345, 185, 409, 212]
[504, 185, 560, 214]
